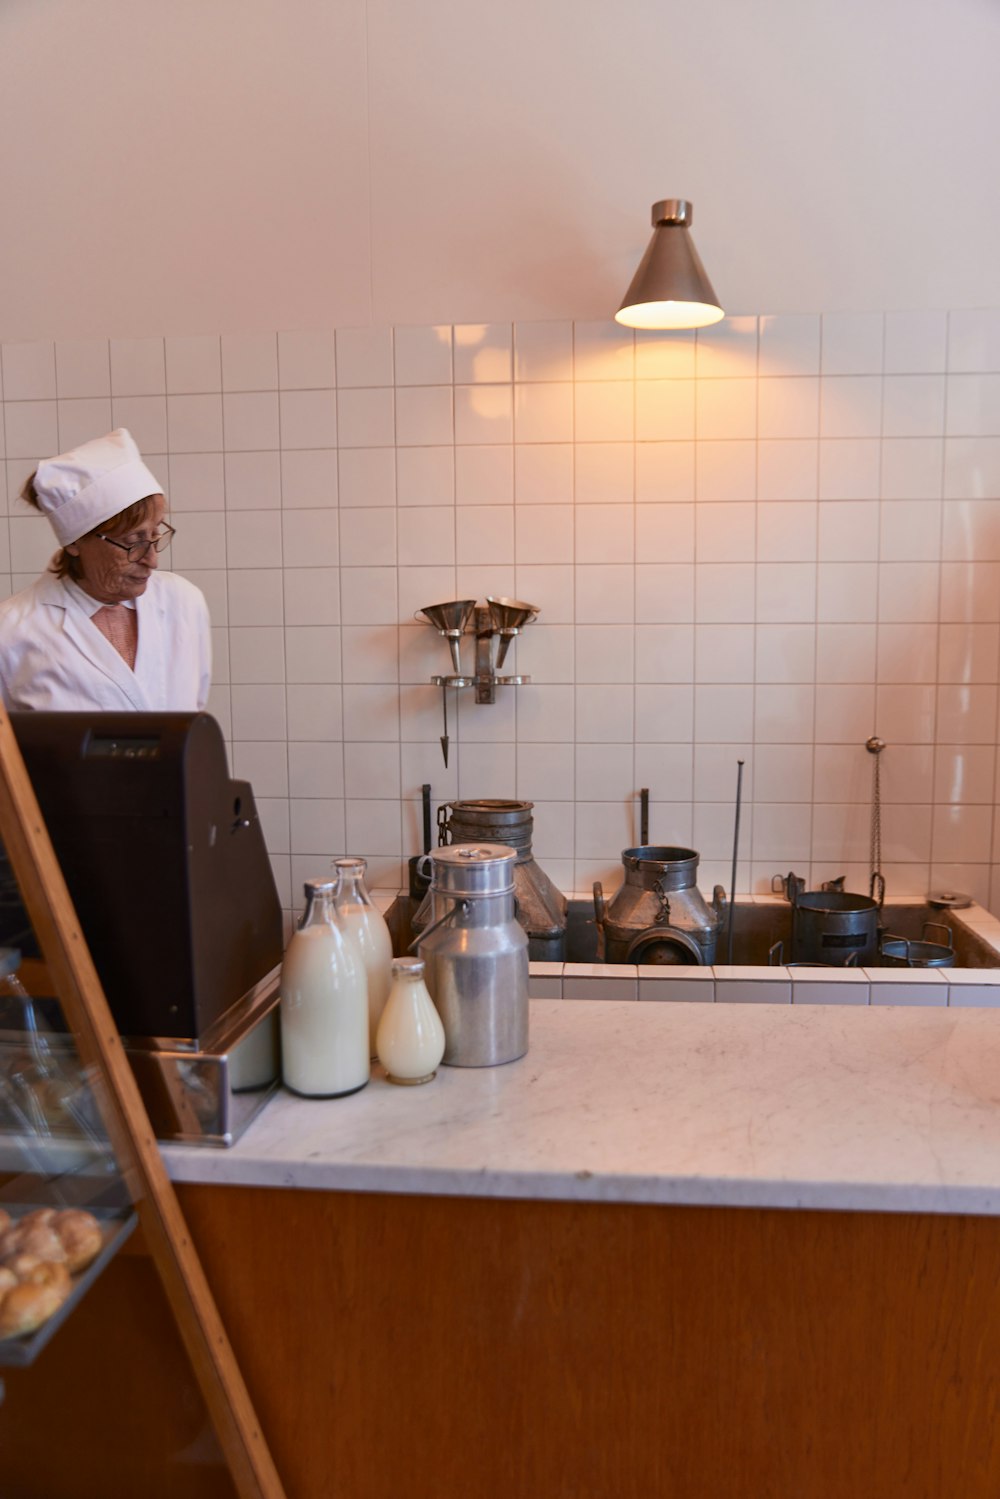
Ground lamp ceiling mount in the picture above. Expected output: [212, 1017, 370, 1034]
[651, 198, 693, 226]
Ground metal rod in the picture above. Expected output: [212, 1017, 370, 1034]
[421, 784, 432, 854]
[727, 760, 745, 965]
[440, 683, 449, 767]
[639, 788, 649, 846]
[866, 735, 886, 909]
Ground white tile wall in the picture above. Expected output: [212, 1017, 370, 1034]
[4, 313, 1000, 912]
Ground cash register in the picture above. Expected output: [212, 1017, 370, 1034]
[3, 711, 284, 1145]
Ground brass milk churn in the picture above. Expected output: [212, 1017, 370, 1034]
[415, 843, 528, 1067]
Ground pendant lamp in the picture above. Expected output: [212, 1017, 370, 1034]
[615, 199, 724, 330]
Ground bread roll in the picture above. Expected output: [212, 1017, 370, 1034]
[0, 1280, 63, 1338]
[3, 1223, 66, 1264]
[5, 1252, 69, 1294]
[19, 1258, 70, 1298]
[53, 1210, 102, 1274]
[21, 1207, 56, 1230]
[4, 1252, 44, 1280]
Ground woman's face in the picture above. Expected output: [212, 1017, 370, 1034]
[67, 495, 167, 605]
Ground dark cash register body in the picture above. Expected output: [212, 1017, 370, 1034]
[5, 712, 283, 1042]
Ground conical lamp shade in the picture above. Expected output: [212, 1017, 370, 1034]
[616, 200, 724, 330]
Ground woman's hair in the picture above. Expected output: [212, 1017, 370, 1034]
[19, 475, 159, 580]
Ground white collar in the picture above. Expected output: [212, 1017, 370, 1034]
[62, 574, 138, 618]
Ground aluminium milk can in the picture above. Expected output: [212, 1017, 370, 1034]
[415, 843, 528, 1068]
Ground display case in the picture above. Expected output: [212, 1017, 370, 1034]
[0, 946, 136, 1368]
[0, 704, 284, 1496]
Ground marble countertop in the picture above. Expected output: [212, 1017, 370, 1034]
[161, 999, 1000, 1215]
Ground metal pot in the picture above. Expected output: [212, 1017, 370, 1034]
[775, 871, 880, 967]
[880, 923, 955, 969]
[594, 846, 725, 966]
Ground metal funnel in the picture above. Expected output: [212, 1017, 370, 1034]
[487, 596, 539, 668]
[416, 599, 477, 673]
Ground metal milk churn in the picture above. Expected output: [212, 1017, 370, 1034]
[414, 843, 528, 1068]
[594, 846, 725, 965]
[438, 800, 567, 961]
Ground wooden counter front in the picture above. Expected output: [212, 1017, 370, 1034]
[4, 1182, 1000, 1498]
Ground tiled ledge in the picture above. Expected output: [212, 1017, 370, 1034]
[379, 887, 1000, 1008]
[531, 901, 1000, 1008]
[531, 962, 1000, 1008]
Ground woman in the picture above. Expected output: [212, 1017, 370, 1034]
[0, 429, 210, 711]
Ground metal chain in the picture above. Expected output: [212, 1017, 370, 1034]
[870, 751, 881, 877]
[866, 737, 886, 908]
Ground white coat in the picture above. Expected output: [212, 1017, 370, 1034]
[0, 569, 211, 713]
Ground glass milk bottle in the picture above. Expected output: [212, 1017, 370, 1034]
[332, 856, 393, 1058]
[376, 957, 446, 1086]
[280, 878, 370, 1098]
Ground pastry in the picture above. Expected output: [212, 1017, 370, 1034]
[4, 1252, 44, 1280]
[17, 1258, 70, 1298]
[0, 1209, 10, 1236]
[0, 1281, 63, 1338]
[0, 1267, 15, 1296]
[53, 1209, 102, 1274]
[20, 1207, 56, 1230]
[2, 1223, 66, 1264]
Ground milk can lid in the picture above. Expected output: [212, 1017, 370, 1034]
[431, 843, 517, 868]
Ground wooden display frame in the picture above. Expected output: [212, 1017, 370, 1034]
[0, 708, 285, 1499]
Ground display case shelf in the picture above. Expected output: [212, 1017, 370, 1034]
[0, 1204, 137, 1368]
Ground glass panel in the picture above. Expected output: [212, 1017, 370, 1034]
[0, 952, 136, 1367]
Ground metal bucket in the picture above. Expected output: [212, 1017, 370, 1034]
[880, 923, 955, 969]
[790, 889, 880, 967]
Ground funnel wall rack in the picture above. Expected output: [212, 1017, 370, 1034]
[416, 597, 539, 706]
[415, 597, 540, 766]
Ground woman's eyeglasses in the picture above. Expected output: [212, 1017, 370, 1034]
[96, 524, 176, 563]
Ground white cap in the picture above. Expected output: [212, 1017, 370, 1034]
[33, 429, 163, 547]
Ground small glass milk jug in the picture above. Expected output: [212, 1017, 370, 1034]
[376, 957, 445, 1086]
[332, 856, 394, 1058]
[280, 878, 369, 1098]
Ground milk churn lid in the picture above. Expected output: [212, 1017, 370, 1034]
[433, 843, 516, 866]
[428, 842, 517, 895]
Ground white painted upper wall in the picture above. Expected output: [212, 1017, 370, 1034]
[0, 0, 997, 339]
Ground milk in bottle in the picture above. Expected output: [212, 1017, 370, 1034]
[332, 856, 393, 1058]
[280, 878, 369, 1097]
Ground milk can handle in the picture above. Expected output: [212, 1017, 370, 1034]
[407, 895, 470, 953]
